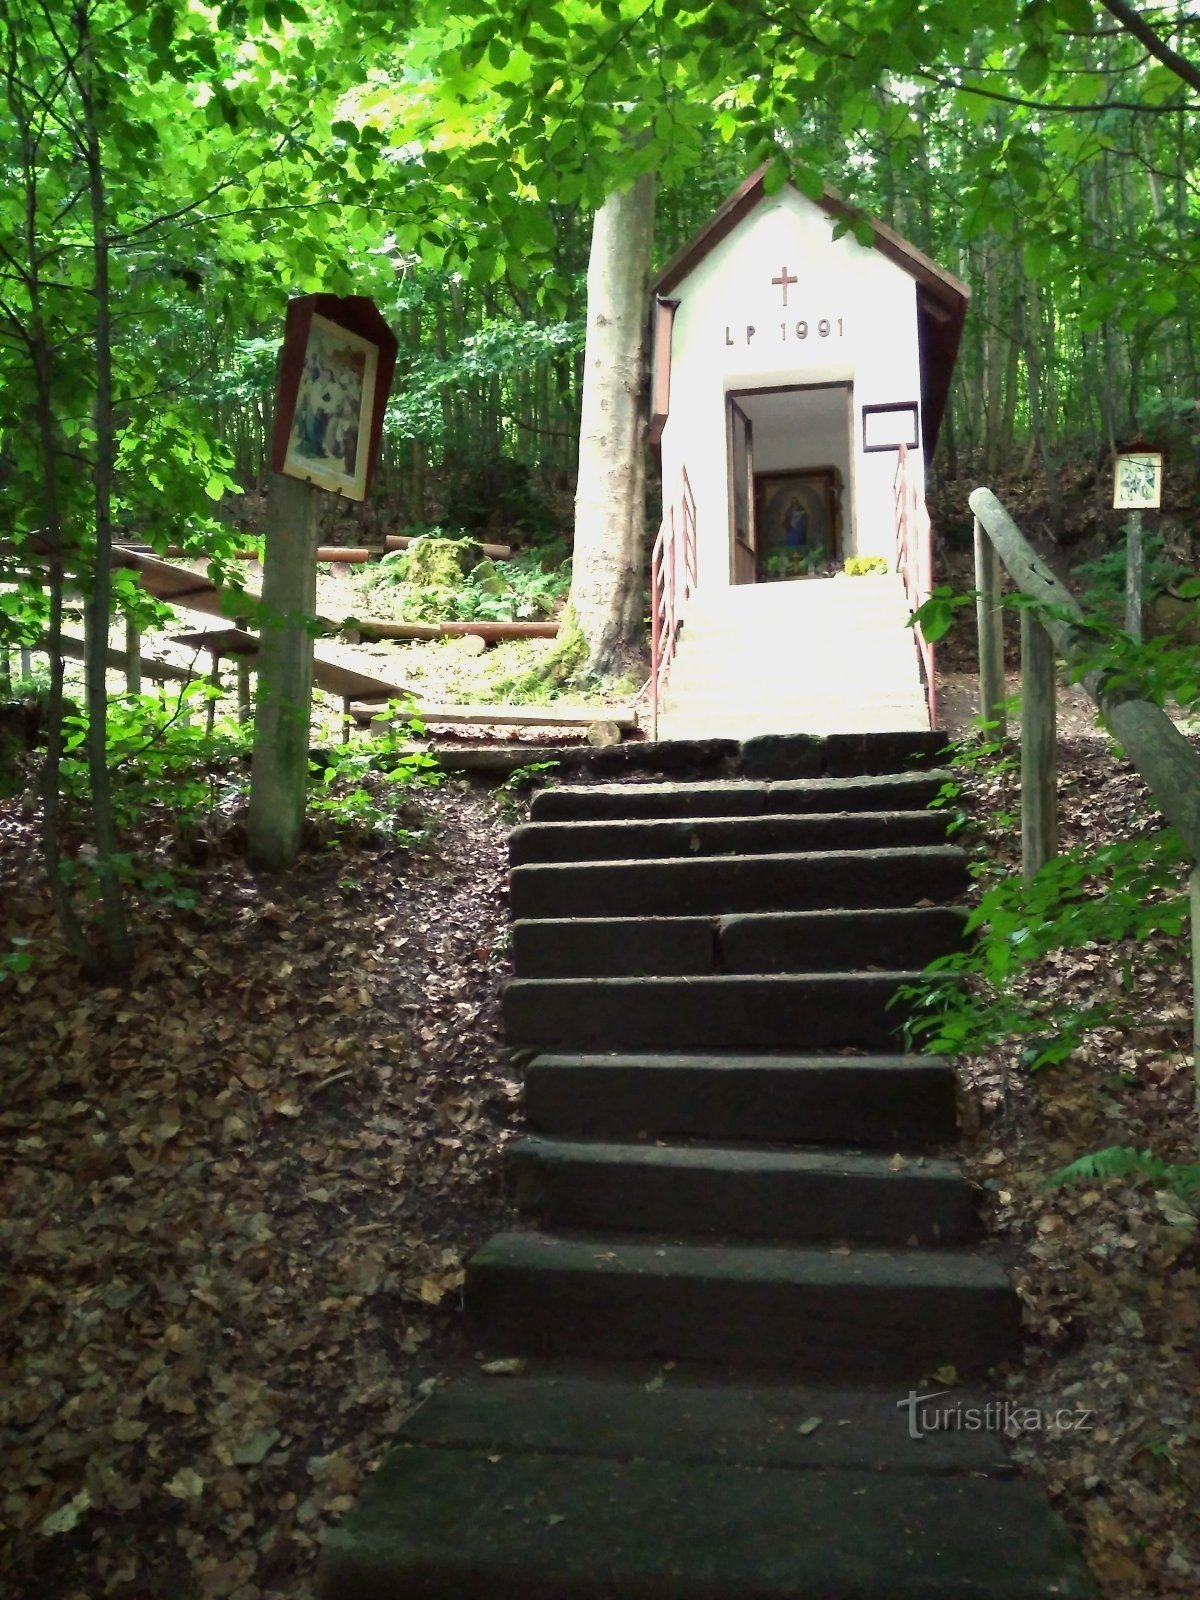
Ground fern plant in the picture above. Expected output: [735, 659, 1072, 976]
[1051, 1146, 1200, 1203]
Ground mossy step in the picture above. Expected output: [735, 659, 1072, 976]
[524, 1053, 959, 1147]
[465, 1231, 1021, 1377]
[503, 972, 921, 1052]
[508, 1137, 977, 1244]
[509, 810, 950, 866]
[529, 770, 954, 821]
[509, 846, 968, 920]
[511, 906, 967, 978]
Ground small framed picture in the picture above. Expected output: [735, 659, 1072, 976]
[271, 296, 397, 502]
[862, 401, 920, 453]
[1113, 451, 1163, 510]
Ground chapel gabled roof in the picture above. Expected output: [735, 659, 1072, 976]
[651, 166, 970, 457]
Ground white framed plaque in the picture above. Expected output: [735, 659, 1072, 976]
[1113, 451, 1163, 510]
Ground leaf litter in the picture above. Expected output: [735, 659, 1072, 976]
[954, 738, 1200, 1599]
[0, 780, 521, 1598]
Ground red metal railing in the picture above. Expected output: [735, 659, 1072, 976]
[650, 466, 697, 738]
[893, 442, 937, 728]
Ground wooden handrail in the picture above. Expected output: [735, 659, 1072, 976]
[649, 466, 697, 739]
[894, 444, 937, 727]
[971, 484, 1200, 1135]
[970, 487, 1200, 864]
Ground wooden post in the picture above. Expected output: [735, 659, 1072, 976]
[125, 617, 142, 695]
[205, 654, 221, 736]
[234, 616, 252, 726]
[1125, 510, 1144, 642]
[246, 473, 321, 868]
[974, 515, 1007, 737]
[19, 645, 32, 682]
[1020, 608, 1057, 879]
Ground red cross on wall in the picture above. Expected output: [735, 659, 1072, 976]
[772, 266, 798, 306]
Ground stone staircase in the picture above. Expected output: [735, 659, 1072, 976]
[657, 573, 931, 739]
[318, 733, 1095, 1600]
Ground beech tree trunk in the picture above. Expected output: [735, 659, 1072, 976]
[568, 170, 656, 676]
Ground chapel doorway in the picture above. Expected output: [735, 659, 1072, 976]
[726, 383, 853, 584]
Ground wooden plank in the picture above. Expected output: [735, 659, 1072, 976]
[316, 546, 373, 563]
[174, 625, 407, 702]
[973, 515, 1006, 737]
[37, 633, 193, 684]
[351, 702, 638, 730]
[1020, 610, 1057, 879]
[439, 620, 558, 640]
[347, 617, 558, 642]
[385, 534, 512, 561]
[970, 486, 1200, 862]
[343, 619, 444, 642]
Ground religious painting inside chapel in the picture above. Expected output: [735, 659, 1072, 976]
[726, 382, 851, 583]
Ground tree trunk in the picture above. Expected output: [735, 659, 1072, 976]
[568, 169, 657, 676]
[79, 13, 132, 975]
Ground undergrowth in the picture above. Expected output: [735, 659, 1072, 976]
[898, 727, 1200, 1200]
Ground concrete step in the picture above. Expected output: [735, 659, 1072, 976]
[390, 1370, 1013, 1475]
[508, 1137, 977, 1244]
[512, 906, 967, 978]
[464, 1231, 1022, 1377]
[509, 810, 950, 866]
[524, 1054, 958, 1147]
[510, 845, 968, 920]
[318, 1436, 1094, 1600]
[503, 972, 920, 1051]
[658, 710, 932, 739]
[737, 732, 948, 776]
[529, 770, 954, 822]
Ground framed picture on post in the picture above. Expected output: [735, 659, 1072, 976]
[1113, 450, 1163, 511]
[271, 296, 398, 502]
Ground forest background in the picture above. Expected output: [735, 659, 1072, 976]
[3, 0, 1197, 612]
[3, 4, 1200, 1596]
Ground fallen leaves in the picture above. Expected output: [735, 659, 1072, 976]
[0, 782, 519, 1597]
[958, 738, 1200, 1599]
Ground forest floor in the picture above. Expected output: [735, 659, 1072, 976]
[2, 701, 1199, 1598]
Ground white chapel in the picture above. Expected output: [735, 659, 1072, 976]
[647, 167, 968, 739]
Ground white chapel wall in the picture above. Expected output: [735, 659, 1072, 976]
[658, 186, 927, 584]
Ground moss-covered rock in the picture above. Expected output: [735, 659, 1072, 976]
[403, 536, 483, 586]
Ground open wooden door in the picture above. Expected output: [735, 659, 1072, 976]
[728, 398, 756, 584]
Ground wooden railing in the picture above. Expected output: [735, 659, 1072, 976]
[970, 486, 1200, 1121]
[650, 465, 697, 739]
[894, 442, 937, 727]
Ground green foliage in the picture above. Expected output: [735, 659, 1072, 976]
[363, 546, 570, 625]
[0, 936, 36, 984]
[1051, 1147, 1200, 1204]
[762, 544, 826, 580]
[308, 708, 441, 841]
[443, 453, 559, 538]
[60, 686, 253, 837]
[493, 759, 560, 817]
[897, 776, 1189, 1069]
[1074, 527, 1189, 619]
[908, 585, 979, 643]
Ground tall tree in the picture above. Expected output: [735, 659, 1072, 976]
[567, 169, 657, 675]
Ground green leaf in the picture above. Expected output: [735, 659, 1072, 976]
[1016, 45, 1050, 94]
